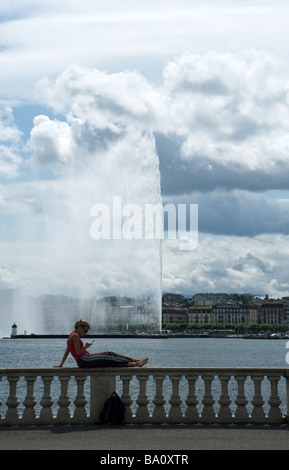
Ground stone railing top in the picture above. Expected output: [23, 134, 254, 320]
[1, 366, 288, 375]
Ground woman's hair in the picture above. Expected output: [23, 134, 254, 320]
[74, 319, 90, 331]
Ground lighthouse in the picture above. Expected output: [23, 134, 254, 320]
[11, 323, 17, 337]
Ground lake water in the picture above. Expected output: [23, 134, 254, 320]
[1, 337, 288, 417]
[0, 336, 288, 368]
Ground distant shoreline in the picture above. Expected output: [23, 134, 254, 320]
[4, 334, 168, 339]
[3, 333, 288, 340]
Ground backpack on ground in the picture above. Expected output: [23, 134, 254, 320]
[99, 391, 125, 425]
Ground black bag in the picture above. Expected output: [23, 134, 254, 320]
[99, 391, 125, 425]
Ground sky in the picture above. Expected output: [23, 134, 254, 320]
[1, 0, 289, 299]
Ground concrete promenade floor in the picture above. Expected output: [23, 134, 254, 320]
[0, 423, 289, 451]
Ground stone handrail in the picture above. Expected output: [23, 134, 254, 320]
[0, 367, 288, 426]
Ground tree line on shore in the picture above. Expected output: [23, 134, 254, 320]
[162, 323, 289, 334]
[89, 322, 288, 334]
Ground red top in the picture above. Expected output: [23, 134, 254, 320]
[67, 332, 90, 361]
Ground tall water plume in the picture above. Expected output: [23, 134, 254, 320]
[0, 125, 162, 335]
[0, 64, 166, 336]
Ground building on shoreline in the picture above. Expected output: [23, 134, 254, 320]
[187, 304, 259, 325]
[260, 301, 285, 325]
[162, 302, 189, 324]
[162, 293, 289, 326]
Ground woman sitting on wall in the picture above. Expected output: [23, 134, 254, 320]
[54, 319, 149, 368]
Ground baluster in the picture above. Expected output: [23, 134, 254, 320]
[0, 375, 2, 420]
[57, 375, 71, 423]
[286, 370, 289, 425]
[120, 374, 133, 423]
[268, 375, 283, 424]
[184, 375, 199, 422]
[5, 375, 20, 425]
[201, 375, 215, 422]
[152, 375, 166, 423]
[73, 375, 87, 422]
[39, 375, 54, 424]
[168, 375, 183, 422]
[251, 375, 266, 423]
[234, 375, 249, 423]
[218, 375, 232, 422]
[135, 374, 150, 423]
[22, 375, 37, 424]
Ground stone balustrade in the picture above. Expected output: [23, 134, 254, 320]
[0, 367, 288, 426]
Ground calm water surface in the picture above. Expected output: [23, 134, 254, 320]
[0, 336, 288, 368]
[1, 337, 288, 416]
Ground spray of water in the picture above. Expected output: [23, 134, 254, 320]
[0, 128, 162, 335]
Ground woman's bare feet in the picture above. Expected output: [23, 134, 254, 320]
[127, 357, 149, 367]
[138, 357, 149, 367]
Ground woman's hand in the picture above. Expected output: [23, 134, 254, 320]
[54, 347, 69, 368]
[84, 342, 93, 349]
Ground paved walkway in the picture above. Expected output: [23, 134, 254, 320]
[0, 423, 289, 451]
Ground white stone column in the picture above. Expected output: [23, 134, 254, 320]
[39, 375, 54, 424]
[234, 375, 249, 423]
[168, 375, 183, 422]
[135, 374, 150, 423]
[22, 375, 37, 424]
[120, 373, 133, 423]
[5, 374, 20, 425]
[184, 374, 199, 422]
[251, 375, 266, 423]
[57, 375, 71, 424]
[201, 375, 215, 423]
[73, 375, 88, 423]
[217, 375, 232, 422]
[152, 375, 166, 423]
[268, 375, 283, 424]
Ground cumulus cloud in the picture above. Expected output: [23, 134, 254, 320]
[0, 106, 23, 178]
[28, 65, 168, 174]
[31, 50, 289, 195]
[27, 115, 75, 168]
[162, 234, 289, 297]
[35, 65, 167, 133]
[160, 51, 289, 188]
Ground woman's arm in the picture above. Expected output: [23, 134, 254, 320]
[54, 347, 70, 368]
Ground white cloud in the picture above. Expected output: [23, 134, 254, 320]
[162, 234, 289, 298]
[33, 50, 289, 175]
[0, 106, 23, 178]
[162, 51, 289, 171]
[35, 65, 167, 132]
[27, 115, 75, 168]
